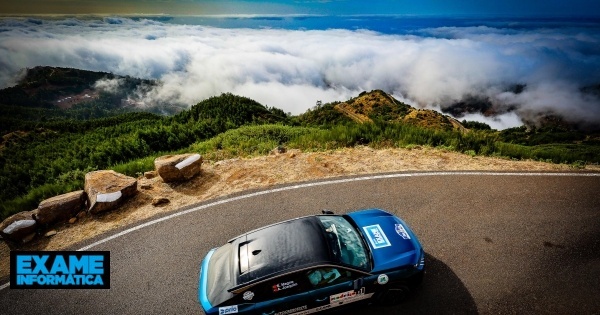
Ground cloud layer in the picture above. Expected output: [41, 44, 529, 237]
[1, 17, 599, 129]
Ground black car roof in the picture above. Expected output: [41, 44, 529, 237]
[230, 216, 332, 289]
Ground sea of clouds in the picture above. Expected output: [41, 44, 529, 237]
[1, 16, 599, 129]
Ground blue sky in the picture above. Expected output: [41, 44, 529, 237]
[1, 0, 599, 16]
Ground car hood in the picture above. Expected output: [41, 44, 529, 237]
[346, 209, 423, 273]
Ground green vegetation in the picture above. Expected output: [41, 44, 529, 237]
[0, 92, 289, 220]
[462, 120, 492, 130]
[1, 68, 599, 221]
[498, 125, 597, 145]
[296, 102, 352, 126]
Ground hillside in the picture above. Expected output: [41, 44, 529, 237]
[300, 90, 461, 131]
[0, 66, 183, 135]
[1, 67, 600, 222]
[0, 92, 290, 221]
[0, 66, 114, 108]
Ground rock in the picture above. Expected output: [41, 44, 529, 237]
[270, 146, 286, 155]
[68, 217, 77, 224]
[34, 190, 86, 226]
[144, 171, 157, 179]
[154, 153, 203, 183]
[288, 152, 296, 158]
[22, 233, 36, 243]
[140, 183, 152, 190]
[45, 230, 57, 237]
[152, 197, 170, 206]
[85, 170, 138, 214]
[76, 210, 87, 219]
[0, 210, 38, 243]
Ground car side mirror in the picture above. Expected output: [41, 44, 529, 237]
[353, 278, 364, 291]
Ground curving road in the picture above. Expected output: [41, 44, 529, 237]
[1, 172, 599, 314]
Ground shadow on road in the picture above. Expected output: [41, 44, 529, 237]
[345, 253, 478, 315]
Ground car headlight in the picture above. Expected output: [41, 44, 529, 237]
[414, 249, 425, 269]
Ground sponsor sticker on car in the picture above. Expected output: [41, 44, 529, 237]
[273, 280, 298, 292]
[274, 305, 308, 315]
[362, 224, 391, 249]
[219, 305, 238, 314]
[395, 223, 411, 239]
[330, 287, 366, 304]
[243, 291, 254, 301]
[274, 288, 373, 315]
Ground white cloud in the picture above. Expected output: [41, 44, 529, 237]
[93, 77, 124, 93]
[1, 17, 599, 129]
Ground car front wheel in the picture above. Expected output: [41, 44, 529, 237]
[375, 284, 411, 306]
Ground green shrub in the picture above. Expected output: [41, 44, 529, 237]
[464, 150, 477, 157]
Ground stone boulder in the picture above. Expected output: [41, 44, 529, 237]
[34, 190, 86, 226]
[85, 170, 137, 214]
[152, 197, 170, 207]
[155, 153, 203, 183]
[0, 210, 38, 243]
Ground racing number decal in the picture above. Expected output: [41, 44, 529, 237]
[362, 224, 392, 249]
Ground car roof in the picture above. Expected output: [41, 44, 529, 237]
[229, 216, 333, 290]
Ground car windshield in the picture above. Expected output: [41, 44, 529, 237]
[317, 216, 370, 270]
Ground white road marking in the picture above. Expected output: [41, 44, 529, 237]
[1, 171, 598, 291]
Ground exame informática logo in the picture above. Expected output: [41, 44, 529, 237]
[10, 251, 110, 289]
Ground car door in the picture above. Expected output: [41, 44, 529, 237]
[246, 271, 312, 315]
[305, 267, 377, 313]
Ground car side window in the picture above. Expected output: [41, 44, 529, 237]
[306, 267, 356, 288]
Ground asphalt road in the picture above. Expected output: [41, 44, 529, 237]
[1, 172, 599, 314]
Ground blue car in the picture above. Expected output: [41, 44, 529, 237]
[198, 209, 425, 315]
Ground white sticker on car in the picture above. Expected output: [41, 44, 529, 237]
[272, 280, 298, 292]
[395, 223, 411, 239]
[377, 274, 389, 285]
[243, 291, 254, 301]
[362, 224, 392, 249]
[330, 287, 366, 304]
[219, 305, 238, 314]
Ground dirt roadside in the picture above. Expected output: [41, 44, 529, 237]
[1, 146, 596, 280]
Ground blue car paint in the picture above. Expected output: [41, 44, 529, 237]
[198, 209, 424, 314]
[198, 248, 216, 313]
[346, 209, 423, 273]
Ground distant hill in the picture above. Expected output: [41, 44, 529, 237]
[0, 66, 142, 108]
[0, 66, 184, 135]
[299, 89, 464, 131]
[174, 93, 289, 126]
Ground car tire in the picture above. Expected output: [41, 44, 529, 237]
[408, 270, 424, 289]
[376, 284, 410, 306]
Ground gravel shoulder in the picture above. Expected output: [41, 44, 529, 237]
[1, 146, 597, 280]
